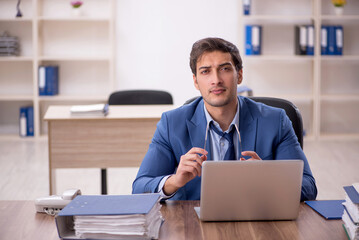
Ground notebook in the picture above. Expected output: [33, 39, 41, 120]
[195, 160, 304, 221]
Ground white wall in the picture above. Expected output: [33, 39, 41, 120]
[115, 0, 240, 105]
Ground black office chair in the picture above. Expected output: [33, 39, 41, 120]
[101, 90, 173, 194]
[184, 96, 304, 149]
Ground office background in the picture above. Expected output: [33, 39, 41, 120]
[0, 0, 358, 201]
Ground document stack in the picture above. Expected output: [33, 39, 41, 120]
[56, 194, 163, 240]
[343, 183, 359, 240]
[0, 31, 20, 56]
[321, 25, 343, 55]
[70, 103, 109, 116]
[19, 106, 34, 137]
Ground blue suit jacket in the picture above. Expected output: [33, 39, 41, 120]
[132, 96, 317, 201]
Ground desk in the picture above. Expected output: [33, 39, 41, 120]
[44, 105, 174, 195]
[0, 201, 346, 240]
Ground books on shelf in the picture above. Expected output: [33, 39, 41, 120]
[342, 183, 359, 240]
[19, 106, 34, 137]
[38, 65, 59, 96]
[245, 25, 262, 55]
[70, 103, 109, 116]
[321, 25, 343, 56]
[56, 194, 163, 240]
[294, 25, 314, 56]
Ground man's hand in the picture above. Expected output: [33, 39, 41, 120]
[163, 147, 207, 196]
[240, 151, 261, 161]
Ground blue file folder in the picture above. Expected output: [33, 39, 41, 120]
[305, 200, 345, 220]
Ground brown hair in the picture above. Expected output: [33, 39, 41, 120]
[189, 37, 243, 76]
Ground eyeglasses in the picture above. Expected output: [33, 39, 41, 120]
[203, 122, 243, 160]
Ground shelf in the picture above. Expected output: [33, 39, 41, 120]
[321, 56, 359, 61]
[321, 95, 359, 101]
[244, 55, 314, 61]
[39, 56, 110, 61]
[0, 18, 32, 22]
[0, 95, 34, 101]
[37, 17, 111, 22]
[321, 15, 359, 20]
[0, 57, 33, 62]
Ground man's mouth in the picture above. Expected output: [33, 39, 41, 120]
[211, 88, 226, 94]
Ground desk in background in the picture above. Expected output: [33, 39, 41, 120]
[0, 201, 346, 240]
[44, 105, 174, 195]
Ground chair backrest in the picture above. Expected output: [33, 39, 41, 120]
[183, 96, 304, 149]
[108, 90, 173, 105]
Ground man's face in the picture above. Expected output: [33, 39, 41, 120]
[193, 51, 242, 108]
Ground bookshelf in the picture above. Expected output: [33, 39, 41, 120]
[0, 0, 115, 138]
[239, 0, 359, 140]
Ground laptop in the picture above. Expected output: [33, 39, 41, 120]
[195, 160, 303, 221]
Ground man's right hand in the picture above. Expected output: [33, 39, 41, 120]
[163, 147, 207, 196]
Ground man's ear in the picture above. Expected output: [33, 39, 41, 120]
[193, 74, 200, 90]
[237, 69, 243, 85]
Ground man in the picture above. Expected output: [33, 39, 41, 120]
[132, 37, 317, 201]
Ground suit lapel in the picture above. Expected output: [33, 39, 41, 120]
[186, 100, 212, 160]
[238, 97, 257, 152]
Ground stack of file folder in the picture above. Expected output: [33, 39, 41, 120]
[0, 31, 20, 56]
[56, 194, 163, 239]
[343, 183, 359, 240]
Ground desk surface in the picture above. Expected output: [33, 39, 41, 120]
[44, 105, 175, 120]
[0, 200, 346, 240]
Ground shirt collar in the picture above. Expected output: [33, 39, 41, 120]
[203, 97, 240, 133]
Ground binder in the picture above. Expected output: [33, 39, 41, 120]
[56, 194, 163, 239]
[305, 200, 345, 220]
[245, 25, 262, 55]
[295, 25, 307, 55]
[327, 26, 336, 55]
[19, 106, 34, 137]
[19, 108, 27, 137]
[335, 25, 343, 55]
[306, 25, 314, 55]
[39, 65, 59, 96]
[321, 26, 328, 55]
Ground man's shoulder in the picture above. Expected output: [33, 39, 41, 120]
[163, 97, 202, 119]
[240, 96, 284, 119]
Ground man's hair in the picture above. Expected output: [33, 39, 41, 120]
[189, 37, 243, 76]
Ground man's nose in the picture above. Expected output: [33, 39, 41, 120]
[211, 71, 222, 85]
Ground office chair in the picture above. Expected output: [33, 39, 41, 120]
[101, 90, 173, 194]
[184, 96, 304, 149]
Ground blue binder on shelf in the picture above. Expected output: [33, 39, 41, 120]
[321, 26, 328, 55]
[335, 25, 343, 55]
[19, 106, 34, 137]
[305, 200, 345, 220]
[38, 65, 59, 96]
[245, 25, 262, 55]
[306, 25, 314, 55]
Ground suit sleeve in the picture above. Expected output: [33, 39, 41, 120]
[132, 113, 178, 194]
[275, 110, 318, 201]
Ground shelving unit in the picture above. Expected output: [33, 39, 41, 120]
[0, 0, 115, 138]
[239, 0, 359, 140]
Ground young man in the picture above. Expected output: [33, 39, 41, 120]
[132, 37, 317, 201]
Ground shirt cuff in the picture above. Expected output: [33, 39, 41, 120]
[158, 175, 176, 200]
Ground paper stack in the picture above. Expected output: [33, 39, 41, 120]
[70, 103, 109, 116]
[0, 31, 20, 56]
[56, 194, 163, 240]
[343, 183, 359, 240]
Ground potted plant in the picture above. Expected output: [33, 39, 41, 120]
[332, 0, 346, 15]
[70, 1, 83, 16]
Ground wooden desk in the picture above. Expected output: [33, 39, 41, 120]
[44, 105, 174, 194]
[0, 201, 346, 240]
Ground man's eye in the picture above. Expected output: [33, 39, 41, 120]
[201, 70, 209, 74]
